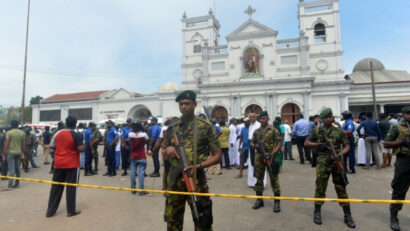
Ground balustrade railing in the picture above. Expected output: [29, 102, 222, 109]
[276, 38, 300, 48]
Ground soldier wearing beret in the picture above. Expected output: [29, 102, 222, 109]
[305, 108, 356, 228]
[384, 106, 410, 231]
[163, 90, 222, 231]
[250, 111, 282, 213]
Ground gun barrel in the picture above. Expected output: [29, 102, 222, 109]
[328, 141, 349, 185]
[174, 133, 200, 221]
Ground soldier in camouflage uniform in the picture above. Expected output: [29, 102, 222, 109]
[384, 106, 410, 231]
[163, 90, 222, 231]
[23, 126, 36, 173]
[90, 123, 102, 173]
[250, 111, 282, 213]
[305, 108, 356, 228]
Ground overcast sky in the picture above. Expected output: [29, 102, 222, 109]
[0, 0, 409, 107]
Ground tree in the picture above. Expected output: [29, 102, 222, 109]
[30, 95, 43, 105]
[24, 106, 32, 123]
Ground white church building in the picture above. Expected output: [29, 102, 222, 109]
[32, 0, 410, 125]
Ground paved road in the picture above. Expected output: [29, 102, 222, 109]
[1, 146, 409, 231]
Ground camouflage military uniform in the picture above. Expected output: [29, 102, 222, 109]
[307, 124, 350, 207]
[385, 120, 410, 213]
[252, 126, 281, 196]
[164, 116, 220, 231]
[91, 129, 102, 170]
[23, 133, 36, 171]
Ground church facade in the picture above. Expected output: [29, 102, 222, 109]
[181, 1, 347, 124]
[32, 0, 410, 125]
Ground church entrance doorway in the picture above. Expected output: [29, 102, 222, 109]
[281, 103, 301, 126]
[128, 105, 152, 121]
[212, 106, 228, 121]
[244, 104, 263, 116]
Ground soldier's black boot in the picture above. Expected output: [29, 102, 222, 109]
[343, 205, 356, 229]
[313, 204, 322, 225]
[252, 192, 264, 209]
[84, 167, 92, 176]
[273, 200, 280, 213]
[390, 209, 400, 231]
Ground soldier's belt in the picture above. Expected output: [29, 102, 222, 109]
[1, 175, 409, 204]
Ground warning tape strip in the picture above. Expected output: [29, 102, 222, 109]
[1, 175, 409, 204]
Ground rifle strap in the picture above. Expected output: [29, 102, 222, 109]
[193, 116, 198, 186]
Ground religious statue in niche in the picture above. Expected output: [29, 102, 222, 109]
[244, 48, 260, 76]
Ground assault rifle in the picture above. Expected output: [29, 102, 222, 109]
[255, 141, 279, 179]
[324, 135, 349, 186]
[173, 133, 200, 222]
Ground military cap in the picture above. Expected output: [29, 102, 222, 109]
[258, 111, 269, 118]
[88, 122, 96, 127]
[126, 118, 132, 122]
[319, 108, 333, 119]
[402, 106, 410, 113]
[175, 90, 196, 102]
[106, 120, 114, 125]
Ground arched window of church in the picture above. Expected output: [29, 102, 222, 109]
[193, 45, 202, 53]
[244, 48, 260, 77]
[314, 23, 326, 43]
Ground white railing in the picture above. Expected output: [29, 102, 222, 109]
[209, 45, 228, 55]
[186, 20, 208, 27]
[276, 38, 300, 48]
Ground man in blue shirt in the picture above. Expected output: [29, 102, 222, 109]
[103, 120, 119, 176]
[84, 122, 94, 176]
[236, 118, 250, 178]
[148, 117, 161, 177]
[292, 113, 311, 164]
[120, 118, 132, 176]
[357, 112, 382, 170]
[341, 111, 356, 174]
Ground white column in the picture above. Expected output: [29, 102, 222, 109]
[202, 42, 209, 83]
[344, 95, 349, 112]
[272, 92, 278, 118]
[159, 102, 164, 117]
[237, 95, 242, 117]
[264, 92, 270, 112]
[303, 91, 309, 118]
[339, 92, 347, 113]
[60, 105, 69, 121]
[202, 96, 208, 107]
[230, 95, 235, 118]
[299, 34, 310, 76]
[379, 104, 385, 113]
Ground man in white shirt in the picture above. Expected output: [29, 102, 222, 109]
[229, 118, 239, 167]
[247, 112, 261, 187]
[33, 127, 42, 157]
[283, 120, 294, 160]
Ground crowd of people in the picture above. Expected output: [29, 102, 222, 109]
[1, 95, 409, 231]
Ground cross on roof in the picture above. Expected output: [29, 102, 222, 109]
[244, 5, 256, 19]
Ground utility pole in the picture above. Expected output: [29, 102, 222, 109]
[20, 0, 31, 125]
[370, 61, 378, 119]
